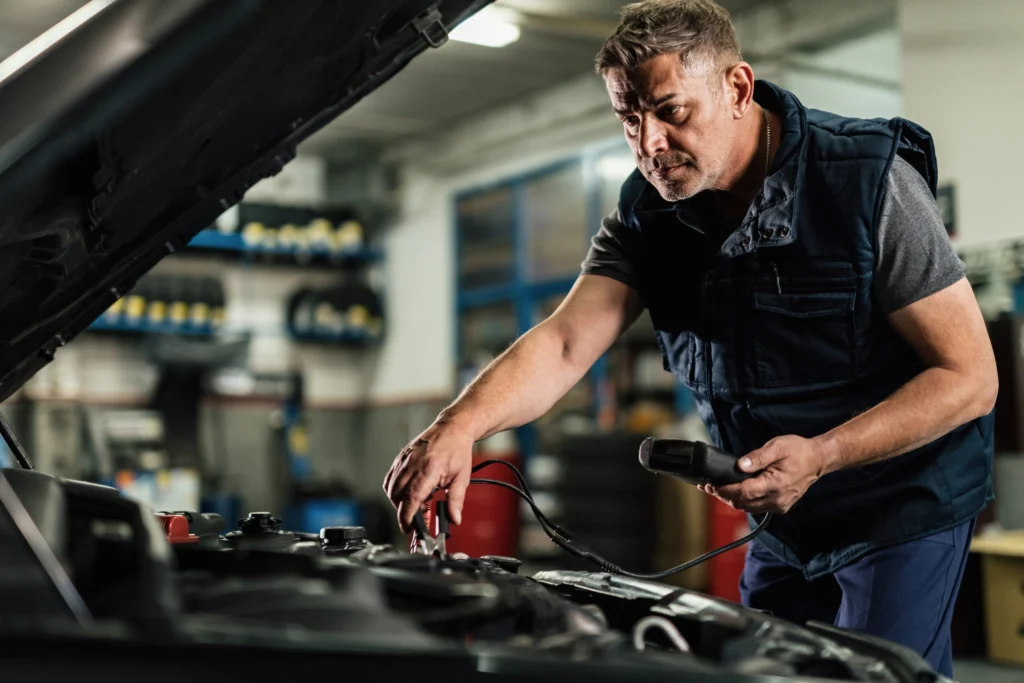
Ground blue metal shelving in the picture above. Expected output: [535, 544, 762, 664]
[89, 316, 381, 346]
[456, 277, 578, 312]
[84, 229, 387, 345]
[453, 140, 696, 462]
[289, 329, 382, 346]
[89, 317, 217, 337]
[188, 230, 383, 263]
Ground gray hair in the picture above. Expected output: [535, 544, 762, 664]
[595, 0, 741, 78]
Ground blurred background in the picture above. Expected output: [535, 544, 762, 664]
[1, 0, 1022, 677]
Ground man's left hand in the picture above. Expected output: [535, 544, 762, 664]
[700, 435, 836, 514]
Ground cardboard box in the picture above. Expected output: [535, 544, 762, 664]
[654, 475, 708, 590]
[971, 530, 1024, 666]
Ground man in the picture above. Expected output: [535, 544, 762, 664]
[384, 0, 997, 675]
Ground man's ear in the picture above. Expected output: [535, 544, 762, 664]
[724, 62, 756, 118]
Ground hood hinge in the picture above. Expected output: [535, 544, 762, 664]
[413, 7, 448, 49]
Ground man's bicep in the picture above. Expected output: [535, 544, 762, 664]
[886, 279, 992, 372]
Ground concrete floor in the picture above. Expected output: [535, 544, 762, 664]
[955, 660, 1024, 683]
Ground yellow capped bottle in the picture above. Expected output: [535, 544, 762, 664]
[124, 280, 147, 328]
[168, 277, 189, 330]
[242, 221, 265, 248]
[333, 219, 363, 253]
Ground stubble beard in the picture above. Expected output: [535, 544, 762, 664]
[648, 164, 715, 202]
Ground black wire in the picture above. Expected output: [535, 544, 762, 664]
[470, 460, 567, 542]
[469, 478, 572, 540]
[470, 478, 601, 564]
[468, 475, 772, 580]
[471, 459, 532, 496]
[610, 512, 772, 580]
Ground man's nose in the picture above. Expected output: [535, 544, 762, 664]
[638, 117, 669, 159]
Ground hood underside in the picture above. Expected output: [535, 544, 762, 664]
[0, 0, 491, 401]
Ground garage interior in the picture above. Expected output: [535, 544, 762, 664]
[0, 1, 1022, 680]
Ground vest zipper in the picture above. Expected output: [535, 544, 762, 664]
[772, 262, 782, 294]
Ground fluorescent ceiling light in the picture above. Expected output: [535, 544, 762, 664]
[0, 0, 115, 84]
[450, 8, 521, 48]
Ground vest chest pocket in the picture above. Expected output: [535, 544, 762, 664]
[651, 320, 699, 387]
[751, 288, 857, 387]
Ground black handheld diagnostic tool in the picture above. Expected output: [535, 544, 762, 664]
[638, 438, 756, 487]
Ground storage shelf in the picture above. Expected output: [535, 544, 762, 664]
[457, 276, 579, 311]
[88, 318, 382, 348]
[89, 317, 218, 337]
[457, 284, 515, 310]
[289, 329, 382, 347]
[187, 230, 383, 266]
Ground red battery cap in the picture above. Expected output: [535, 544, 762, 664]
[156, 514, 200, 544]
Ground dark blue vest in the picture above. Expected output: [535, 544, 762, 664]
[619, 81, 994, 579]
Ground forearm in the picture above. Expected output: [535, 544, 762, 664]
[815, 365, 996, 473]
[438, 319, 592, 441]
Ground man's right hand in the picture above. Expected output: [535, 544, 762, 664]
[383, 418, 475, 532]
[382, 276, 643, 532]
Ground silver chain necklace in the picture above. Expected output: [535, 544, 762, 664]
[764, 107, 772, 178]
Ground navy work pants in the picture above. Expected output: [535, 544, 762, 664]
[739, 519, 975, 678]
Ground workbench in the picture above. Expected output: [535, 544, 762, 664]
[971, 530, 1024, 666]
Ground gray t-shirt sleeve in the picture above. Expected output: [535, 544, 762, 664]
[873, 155, 966, 313]
[581, 210, 642, 290]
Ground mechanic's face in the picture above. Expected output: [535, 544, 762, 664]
[605, 53, 736, 202]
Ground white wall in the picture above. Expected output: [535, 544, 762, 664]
[901, 0, 1024, 247]
[801, 28, 902, 83]
[242, 156, 327, 207]
[778, 28, 902, 120]
[368, 169, 455, 400]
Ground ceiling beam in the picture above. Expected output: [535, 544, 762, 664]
[736, 0, 896, 58]
[495, 0, 896, 57]
[378, 0, 896, 171]
[382, 70, 618, 172]
[507, 0, 897, 56]
[511, 11, 619, 42]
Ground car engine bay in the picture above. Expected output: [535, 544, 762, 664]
[0, 464, 947, 682]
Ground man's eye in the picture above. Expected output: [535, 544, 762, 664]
[660, 106, 682, 120]
[623, 116, 640, 132]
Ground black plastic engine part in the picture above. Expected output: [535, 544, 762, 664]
[223, 512, 305, 552]
[236, 512, 283, 535]
[481, 556, 522, 574]
[320, 526, 370, 554]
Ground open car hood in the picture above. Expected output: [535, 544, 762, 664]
[0, 0, 491, 401]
